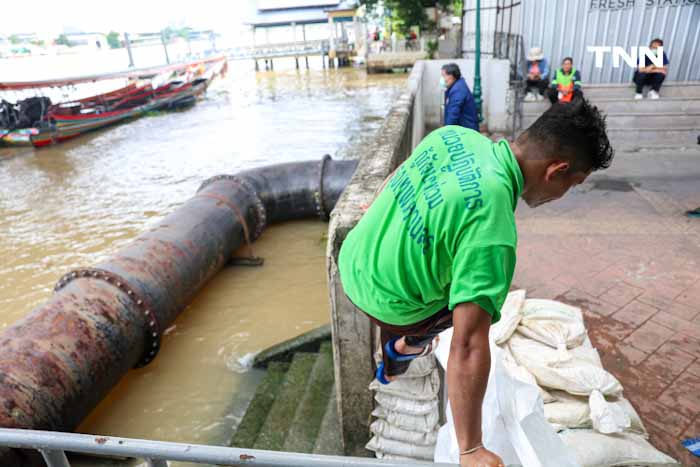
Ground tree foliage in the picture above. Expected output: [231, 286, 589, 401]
[359, 0, 462, 34]
[106, 31, 121, 49]
[55, 34, 72, 47]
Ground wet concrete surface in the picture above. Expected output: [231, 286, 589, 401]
[513, 148, 700, 465]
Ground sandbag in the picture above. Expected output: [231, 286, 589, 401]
[372, 406, 439, 435]
[490, 289, 526, 344]
[374, 392, 438, 416]
[589, 389, 631, 434]
[370, 418, 439, 446]
[518, 299, 586, 363]
[559, 429, 679, 466]
[372, 406, 440, 434]
[508, 333, 622, 397]
[500, 343, 556, 403]
[546, 390, 645, 435]
[369, 369, 440, 401]
[366, 435, 435, 461]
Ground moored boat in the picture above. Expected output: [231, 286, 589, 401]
[1, 56, 226, 149]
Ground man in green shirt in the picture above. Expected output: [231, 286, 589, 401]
[338, 99, 613, 467]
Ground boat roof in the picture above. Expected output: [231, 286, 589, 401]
[0, 56, 225, 91]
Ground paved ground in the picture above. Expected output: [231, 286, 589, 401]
[512, 148, 700, 466]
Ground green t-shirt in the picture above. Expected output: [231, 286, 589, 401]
[338, 126, 523, 326]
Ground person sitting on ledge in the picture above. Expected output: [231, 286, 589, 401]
[338, 98, 614, 467]
[633, 38, 669, 100]
[524, 47, 550, 101]
[547, 57, 583, 104]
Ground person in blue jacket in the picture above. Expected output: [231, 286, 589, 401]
[441, 63, 479, 131]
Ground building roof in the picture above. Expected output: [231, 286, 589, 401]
[258, 0, 338, 11]
[246, 0, 357, 27]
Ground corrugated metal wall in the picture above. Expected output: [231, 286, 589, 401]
[463, 0, 700, 83]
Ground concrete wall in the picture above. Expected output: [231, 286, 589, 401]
[421, 58, 512, 133]
[326, 61, 426, 456]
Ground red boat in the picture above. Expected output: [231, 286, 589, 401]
[1, 56, 227, 148]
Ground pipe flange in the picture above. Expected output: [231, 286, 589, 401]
[314, 154, 331, 221]
[197, 175, 267, 240]
[54, 268, 162, 368]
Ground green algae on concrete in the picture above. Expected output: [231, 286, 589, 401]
[253, 324, 331, 368]
[313, 383, 343, 455]
[230, 361, 289, 448]
[283, 341, 335, 453]
[253, 352, 317, 451]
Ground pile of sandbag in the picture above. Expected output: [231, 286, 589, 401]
[478, 290, 678, 466]
[365, 353, 441, 461]
[367, 290, 679, 466]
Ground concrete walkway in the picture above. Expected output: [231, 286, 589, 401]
[512, 148, 700, 465]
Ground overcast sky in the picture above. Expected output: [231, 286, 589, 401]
[6, 0, 257, 35]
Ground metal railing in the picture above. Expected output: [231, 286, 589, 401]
[0, 428, 452, 467]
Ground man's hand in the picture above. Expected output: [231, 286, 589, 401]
[460, 447, 504, 467]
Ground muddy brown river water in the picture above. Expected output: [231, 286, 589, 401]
[0, 60, 405, 459]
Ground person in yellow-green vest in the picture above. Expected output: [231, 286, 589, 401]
[547, 57, 582, 104]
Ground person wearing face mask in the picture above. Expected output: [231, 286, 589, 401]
[339, 98, 613, 467]
[633, 38, 669, 100]
[441, 63, 479, 131]
[547, 57, 583, 104]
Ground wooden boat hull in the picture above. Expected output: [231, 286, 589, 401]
[0, 128, 39, 147]
[31, 81, 208, 148]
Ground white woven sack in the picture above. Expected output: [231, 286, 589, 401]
[518, 299, 586, 363]
[374, 392, 438, 416]
[372, 406, 440, 434]
[558, 429, 679, 466]
[370, 418, 439, 446]
[490, 289, 526, 344]
[366, 435, 435, 461]
[369, 369, 440, 401]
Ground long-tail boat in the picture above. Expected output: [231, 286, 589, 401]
[0, 56, 226, 148]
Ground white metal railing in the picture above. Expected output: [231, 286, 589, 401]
[0, 428, 452, 467]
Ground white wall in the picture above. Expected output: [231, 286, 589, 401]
[420, 58, 511, 133]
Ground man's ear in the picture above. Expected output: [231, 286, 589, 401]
[544, 161, 570, 182]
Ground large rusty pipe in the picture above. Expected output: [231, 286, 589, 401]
[0, 156, 358, 466]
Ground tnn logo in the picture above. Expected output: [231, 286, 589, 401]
[587, 46, 664, 68]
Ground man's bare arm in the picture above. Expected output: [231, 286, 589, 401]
[448, 302, 503, 466]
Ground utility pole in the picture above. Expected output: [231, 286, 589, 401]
[124, 32, 135, 67]
[161, 31, 170, 65]
[473, 0, 483, 124]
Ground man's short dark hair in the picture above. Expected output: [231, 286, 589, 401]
[650, 38, 663, 46]
[519, 98, 614, 173]
[562, 57, 573, 64]
[442, 63, 461, 80]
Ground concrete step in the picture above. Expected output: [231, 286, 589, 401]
[254, 324, 331, 368]
[254, 352, 317, 451]
[313, 385, 343, 455]
[580, 82, 700, 99]
[283, 341, 335, 453]
[522, 97, 700, 114]
[607, 128, 699, 150]
[230, 361, 289, 449]
[522, 112, 700, 129]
